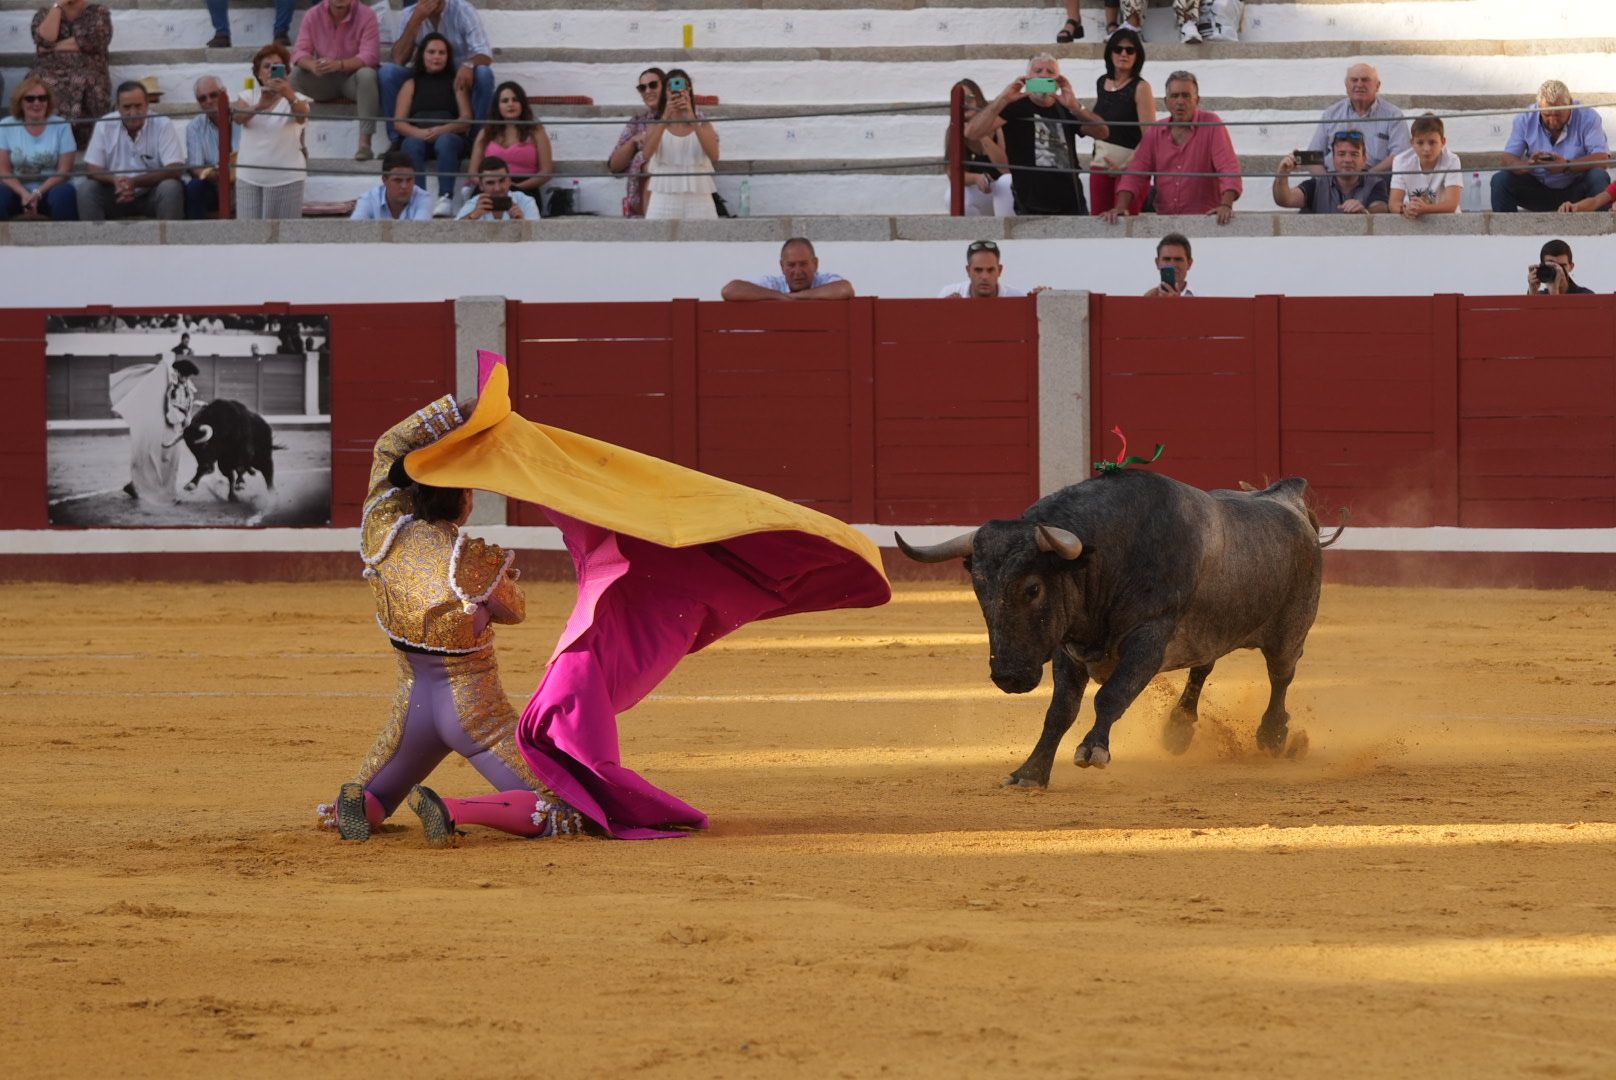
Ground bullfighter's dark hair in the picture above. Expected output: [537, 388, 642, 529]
[387, 459, 466, 523]
[172, 358, 200, 377]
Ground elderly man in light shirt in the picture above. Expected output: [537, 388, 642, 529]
[1306, 63, 1410, 174]
[292, 0, 383, 161]
[379, 0, 495, 145]
[1492, 79, 1611, 213]
[182, 75, 242, 219]
[722, 237, 856, 301]
[74, 81, 186, 221]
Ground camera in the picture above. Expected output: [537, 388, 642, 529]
[1294, 149, 1325, 167]
[489, 194, 512, 213]
[1537, 262, 1558, 285]
[667, 76, 688, 93]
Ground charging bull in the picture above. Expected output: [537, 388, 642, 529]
[173, 399, 277, 501]
[897, 470, 1343, 787]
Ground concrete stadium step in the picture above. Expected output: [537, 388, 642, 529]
[1, 0, 1606, 49]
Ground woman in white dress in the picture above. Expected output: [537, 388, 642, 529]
[234, 42, 311, 220]
[642, 68, 719, 220]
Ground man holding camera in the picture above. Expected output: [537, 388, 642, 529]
[457, 156, 538, 220]
[1272, 131, 1389, 214]
[1526, 240, 1594, 296]
[1143, 233, 1195, 298]
[963, 53, 1109, 216]
[1493, 80, 1611, 213]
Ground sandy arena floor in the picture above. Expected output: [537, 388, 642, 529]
[2, 579, 1614, 1078]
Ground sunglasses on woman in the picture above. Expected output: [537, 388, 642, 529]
[23, 94, 50, 103]
[636, 81, 661, 93]
[1111, 45, 1137, 55]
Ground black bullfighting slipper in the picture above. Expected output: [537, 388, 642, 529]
[408, 785, 459, 848]
[336, 782, 370, 842]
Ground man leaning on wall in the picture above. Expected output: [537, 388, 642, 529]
[722, 238, 856, 301]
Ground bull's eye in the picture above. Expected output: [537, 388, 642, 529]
[1024, 580, 1042, 602]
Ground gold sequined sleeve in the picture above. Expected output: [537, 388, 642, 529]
[453, 535, 526, 625]
[361, 396, 464, 566]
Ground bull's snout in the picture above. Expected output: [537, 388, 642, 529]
[990, 664, 1043, 695]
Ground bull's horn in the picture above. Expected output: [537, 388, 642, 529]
[894, 529, 977, 563]
[1035, 524, 1084, 560]
[192, 424, 213, 445]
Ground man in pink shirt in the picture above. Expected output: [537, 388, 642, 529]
[1102, 70, 1242, 225]
[292, 0, 382, 161]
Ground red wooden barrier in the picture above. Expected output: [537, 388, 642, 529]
[1091, 294, 1616, 528]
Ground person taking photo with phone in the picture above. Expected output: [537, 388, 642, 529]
[1493, 80, 1611, 214]
[456, 155, 537, 220]
[233, 43, 311, 220]
[642, 67, 719, 220]
[964, 53, 1108, 216]
[1143, 233, 1195, 298]
[1272, 131, 1388, 214]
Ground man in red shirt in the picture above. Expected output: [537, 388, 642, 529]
[1101, 70, 1242, 225]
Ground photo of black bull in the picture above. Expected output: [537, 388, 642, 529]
[166, 399, 281, 501]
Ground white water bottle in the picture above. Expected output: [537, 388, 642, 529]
[1464, 172, 1484, 212]
[738, 178, 751, 217]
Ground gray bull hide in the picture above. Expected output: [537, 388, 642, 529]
[897, 470, 1342, 788]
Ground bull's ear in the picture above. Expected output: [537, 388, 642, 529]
[1035, 525, 1084, 561]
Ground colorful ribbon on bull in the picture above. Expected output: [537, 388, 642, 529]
[1093, 426, 1164, 474]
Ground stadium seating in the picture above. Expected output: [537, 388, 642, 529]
[0, 0, 1611, 215]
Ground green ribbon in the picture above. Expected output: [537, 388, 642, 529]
[1092, 426, 1164, 474]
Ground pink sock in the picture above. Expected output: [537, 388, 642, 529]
[442, 791, 545, 837]
[364, 790, 386, 828]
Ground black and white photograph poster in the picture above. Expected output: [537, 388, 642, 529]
[46, 313, 332, 527]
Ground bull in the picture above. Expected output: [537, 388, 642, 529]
[897, 470, 1343, 787]
[171, 399, 277, 501]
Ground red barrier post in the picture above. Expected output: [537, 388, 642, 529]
[948, 82, 965, 217]
[215, 91, 234, 220]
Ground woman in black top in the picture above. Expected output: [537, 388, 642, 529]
[395, 32, 473, 216]
[1088, 27, 1155, 217]
[945, 78, 1012, 216]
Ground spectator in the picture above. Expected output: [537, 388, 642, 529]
[1105, 1, 1204, 43]
[642, 68, 719, 220]
[455, 155, 538, 220]
[394, 32, 472, 218]
[1388, 113, 1462, 219]
[1493, 80, 1611, 214]
[945, 78, 1014, 217]
[73, 80, 184, 221]
[937, 240, 1046, 298]
[1526, 239, 1593, 296]
[721, 237, 856, 301]
[182, 75, 241, 219]
[1144, 233, 1195, 297]
[349, 149, 435, 219]
[0, 76, 79, 220]
[468, 81, 552, 201]
[1088, 28, 1154, 217]
[964, 53, 1109, 216]
[204, 0, 298, 49]
[232, 44, 311, 220]
[1054, 1, 1085, 43]
[1306, 64, 1409, 174]
[1558, 177, 1616, 214]
[291, 0, 382, 162]
[381, 0, 493, 146]
[27, 0, 111, 150]
[1103, 70, 1240, 225]
[608, 67, 665, 219]
[1272, 131, 1389, 214]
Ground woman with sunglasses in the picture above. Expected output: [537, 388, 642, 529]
[468, 80, 553, 200]
[26, 0, 112, 150]
[608, 67, 665, 217]
[1088, 27, 1153, 217]
[0, 77, 78, 220]
[642, 67, 719, 220]
[945, 79, 1014, 217]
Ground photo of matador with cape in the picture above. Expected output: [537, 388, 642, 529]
[321, 351, 890, 844]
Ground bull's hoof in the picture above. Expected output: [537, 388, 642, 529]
[1074, 743, 1110, 769]
[1162, 717, 1196, 755]
[1284, 729, 1309, 760]
[1256, 724, 1288, 757]
[183, 481, 198, 492]
[1003, 772, 1048, 789]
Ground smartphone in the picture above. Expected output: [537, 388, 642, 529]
[490, 194, 512, 213]
[1024, 77, 1059, 95]
[269, 63, 287, 80]
[1159, 266, 1178, 289]
[1294, 149, 1325, 167]
[667, 76, 689, 93]
[1537, 262, 1558, 284]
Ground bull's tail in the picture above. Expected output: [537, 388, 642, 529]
[1319, 508, 1349, 548]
